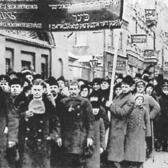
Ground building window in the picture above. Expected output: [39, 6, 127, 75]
[5, 48, 14, 73]
[5, 58, 11, 73]
[119, 32, 123, 50]
[41, 55, 48, 79]
[21, 51, 35, 71]
[21, 60, 31, 70]
[58, 58, 63, 76]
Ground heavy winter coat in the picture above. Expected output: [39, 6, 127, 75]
[0, 90, 19, 168]
[156, 93, 168, 138]
[124, 105, 150, 162]
[143, 94, 160, 120]
[18, 95, 61, 168]
[107, 92, 134, 162]
[59, 96, 95, 154]
[85, 118, 105, 168]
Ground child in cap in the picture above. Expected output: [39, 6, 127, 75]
[123, 94, 150, 168]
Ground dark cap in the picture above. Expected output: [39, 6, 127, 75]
[122, 75, 134, 86]
[57, 76, 65, 82]
[135, 73, 142, 79]
[146, 83, 154, 89]
[80, 84, 90, 91]
[92, 78, 102, 85]
[10, 78, 23, 86]
[46, 76, 58, 86]
[162, 79, 168, 88]
[101, 78, 111, 85]
[0, 75, 10, 83]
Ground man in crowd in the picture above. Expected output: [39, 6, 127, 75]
[0, 84, 19, 168]
[58, 81, 95, 168]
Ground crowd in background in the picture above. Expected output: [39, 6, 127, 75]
[0, 68, 168, 168]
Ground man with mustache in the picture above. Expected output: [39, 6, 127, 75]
[46, 76, 66, 167]
[58, 81, 95, 168]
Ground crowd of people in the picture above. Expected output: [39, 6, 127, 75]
[0, 69, 168, 168]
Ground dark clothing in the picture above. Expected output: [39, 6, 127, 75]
[89, 90, 110, 129]
[85, 118, 105, 168]
[59, 96, 94, 154]
[18, 95, 61, 168]
[157, 93, 168, 150]
[58, 96, 95, 168]
[50, 93, 66, 168]
[0, 90, 19, 168]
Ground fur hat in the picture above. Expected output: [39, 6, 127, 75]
[46, 76, 58, 86]
[122, 75, 134, 86]
[0, 75, 10, 83]
[92, 78, 102, 85]
[57, 76, 65, 82]
[10, 78, 23, 86]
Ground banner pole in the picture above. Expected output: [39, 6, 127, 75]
[105, 29, 121, 148]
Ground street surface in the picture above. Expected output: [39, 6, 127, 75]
[143, 152, 168, 168]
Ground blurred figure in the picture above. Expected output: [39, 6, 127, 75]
[57, 76, 70, 97]
[157, 80, 168, 152]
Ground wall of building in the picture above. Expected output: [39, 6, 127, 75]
[0, 33, 52, 78]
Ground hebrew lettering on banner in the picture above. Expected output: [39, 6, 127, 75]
[0, 0, 124, 31]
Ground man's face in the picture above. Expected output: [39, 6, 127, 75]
[146, 86, 153, 96]
[58, 80, 65, 90]
[50, 85, 59, 97]
[116, 78, 122, 84]
[136, 84, 145, 93]
[101, 81, 109, 90]
[69, 84, 80, 97]
[26, 75, 33, 83]
[121, 84, 131, 94]
[162, 86, 168, 95]
[80, 88, 89, 98]
[10, 84, 22, 96]
[0, 81, 10, 92]
[92, 108, 99, 115]
[93, 82, 100, 91]
[115, 87, 122, 96]
[135, 97, 143, 106]
[31, 85, 44, 99]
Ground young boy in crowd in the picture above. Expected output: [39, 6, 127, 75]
[123, 94, 150, 168]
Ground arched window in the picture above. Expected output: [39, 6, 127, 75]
[57, 58, 63, 76]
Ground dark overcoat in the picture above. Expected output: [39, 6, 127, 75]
[107, 92, 134, 162]
[124, 105, 150, 162]
[0, 90, 19, 168]
[18, 95, 61, 168]
[59, 96, 95, 154]
[85, 118, 105, 168]
[56, 96, 94, 168]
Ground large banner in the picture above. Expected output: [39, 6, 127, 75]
[0, 0, 124, 31]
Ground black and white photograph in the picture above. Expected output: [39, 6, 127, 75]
[0, 0, 168, 168]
